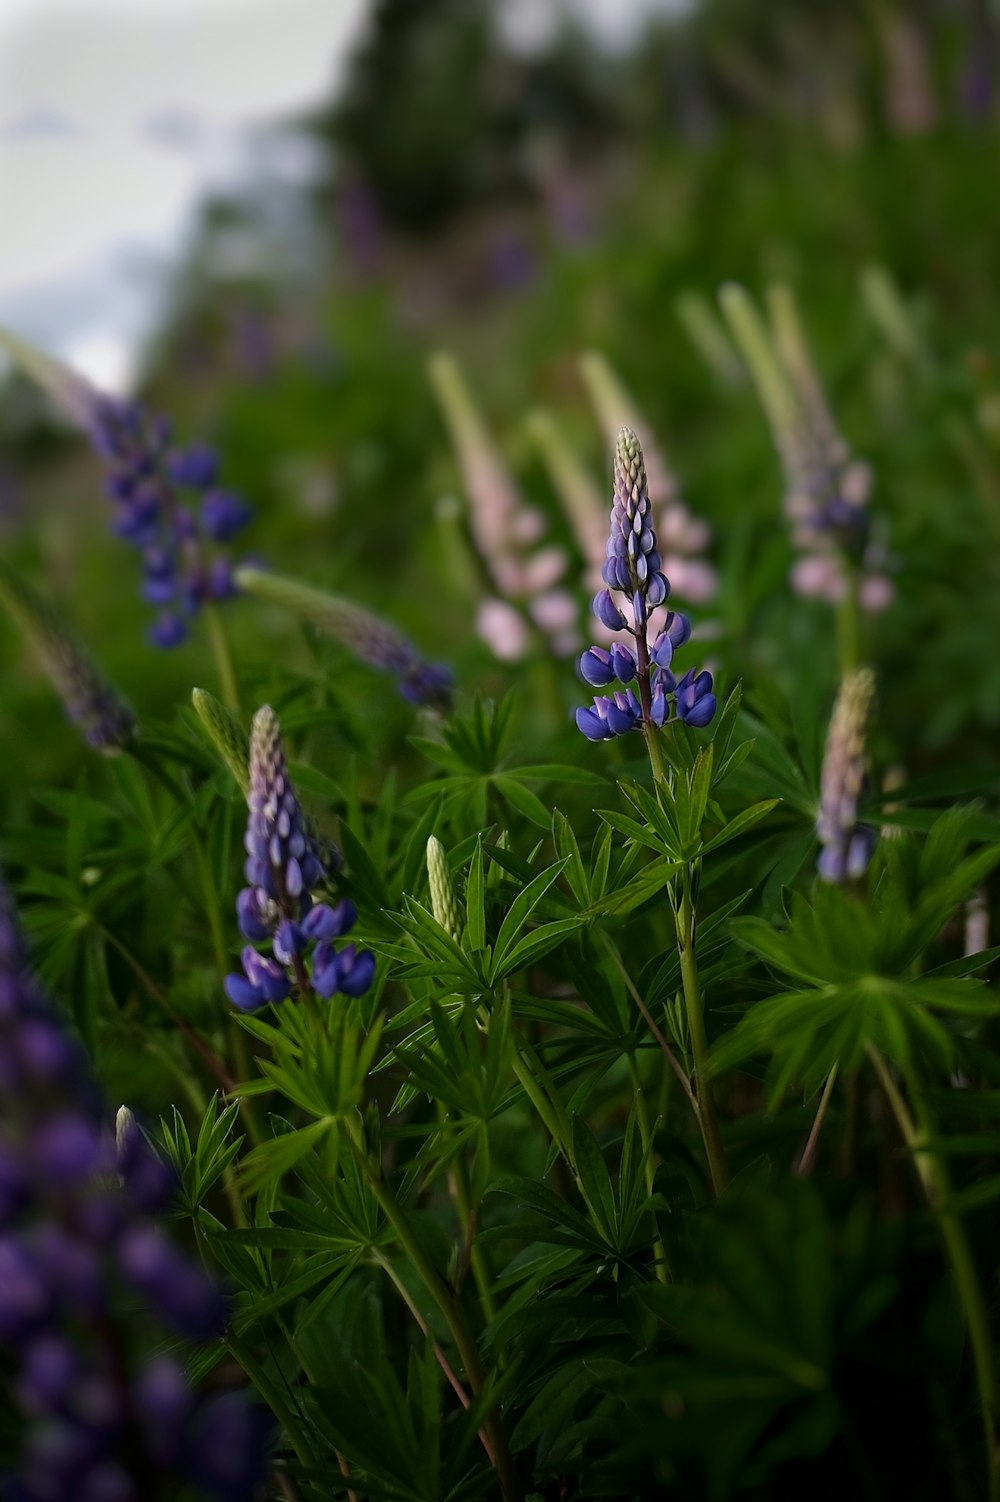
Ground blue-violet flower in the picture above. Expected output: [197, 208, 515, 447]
[575, 428, 717, 742]
[225, 705, 374, 1011]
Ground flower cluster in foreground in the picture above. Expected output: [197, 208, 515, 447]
[87, 395, 253, 647]
[0, 880, 267, 1502]
[225, 705, 375, 1011]
[575, 427, 717, 741]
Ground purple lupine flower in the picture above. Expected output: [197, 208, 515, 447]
[574, 429, 717, 744]
[816, 668, 876, 882]
[722, 284, 893, 615]
[224, 706, 373, 1012]
[429, 353, 578, 660]
[84, 393, 253, 648]
[0, 878, 268, 1501]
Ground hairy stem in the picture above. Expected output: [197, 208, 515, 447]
[627, 1050, 670, 1283]
[676, 866, 729, 1195]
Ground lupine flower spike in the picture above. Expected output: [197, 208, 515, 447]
[816, 667, 877, 882]
[0, 557, 134, 753]
[0, 329, 252, 648]
[719, 283, 893, 613]
[192, 687, 251, 795]
[426, 836, 464, 944]
[235, 568, 453, 710]
[0, 877, 268, 1501]
[575, 428, 717, 744]
[225, 705, 375, 1012]
[429, 351, 579, 659]
[579, 352, 718, 606]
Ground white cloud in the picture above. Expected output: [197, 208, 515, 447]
[0, 0, 368, 389]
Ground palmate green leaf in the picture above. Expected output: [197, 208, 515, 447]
[485, 1175, 604, 1255]
[597, 808, 670, 857]
[583, 856, 680, 919]
[572, 1117, 616, 1244]
[238, 1118, 334, 1195]
[492, 773, 552, 828]
[700, 799, 780, 856]
[489, 859, 568, 979]
[493, 917, 583, 979]
[552, 809, 590, 907]
[923, 944, 1000, 979]
[712, 970, 996, 1105]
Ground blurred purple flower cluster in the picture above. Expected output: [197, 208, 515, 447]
[0, 880, 268, 1502]
[88, 396, 253, 648]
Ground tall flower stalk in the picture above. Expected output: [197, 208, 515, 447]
[579, 352, 718, 606]
[719, 283, 893, 669]
[575, 428, 727, 1194]
[429, 352, 578, 660]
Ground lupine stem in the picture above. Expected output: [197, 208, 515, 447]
[346, 1130, 523, 1502]
[836, 574, 861, 674]
[204, 602, 240, 712]
[372, 1248, 497, 1464]
[627, 1050, 670, 1283]
[225, 1329, 320, 1474]
[866, 1043, 998, 1502]
[676, 866, 728, 1195]
[796, 1061, 839, 1177]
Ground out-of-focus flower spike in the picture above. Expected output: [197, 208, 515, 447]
[191, 688, 250, 795]
[526, 408, 607, 571]
[429, 353, 574, 658]
[767, 284, 842, 463]
[718, 283, 801, 458]
[859, 262, 932, 373]
[426, 836, 463, 944]
[235, 567, 453, 711]
[579, 351, 676, 507]
[674, 290, 746, 390]
[816, 667, 876, 882]
[0, 557, 134, 753]
[428, 351, 523, 570]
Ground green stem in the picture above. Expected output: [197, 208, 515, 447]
[226, 1329, 320, 1473]
[372, 1248, 500, 1468]
[447, 1126, 498, 1322]
[796, 1060, 839, 1177]
[600, 934, 697, 1110]
[836, 573, 861, 675]
[510, 1032, 575, 1173]
[676, 866, 729, 1195]
[628, 1051, 669, 1283]
[867, 1043, 998, 1502]
[347, 1131, 522, 1502]
[204, 602, 241, 712]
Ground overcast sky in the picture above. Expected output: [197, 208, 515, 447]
[0, 0, 690, 391]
